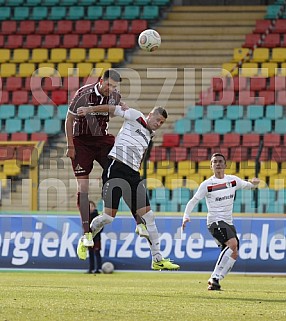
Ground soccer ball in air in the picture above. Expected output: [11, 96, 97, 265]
[102, 262, 114, 274]
[138, 29, 161, 52]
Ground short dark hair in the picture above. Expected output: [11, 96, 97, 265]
[89, 200, 96, 207]
[211, 153, 226, 163]
[151, 106, 168, 119]
[102, 68, 121, 82]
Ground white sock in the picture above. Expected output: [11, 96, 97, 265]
[90, 213, 114, 235]
[142, 210, 162, 262]
[211, 247, 233, 280]
[219, 257, 236, 280]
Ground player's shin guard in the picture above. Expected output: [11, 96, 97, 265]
[211, 247, 233, 280]
[141, 210, 162, 262]
[219, 257, 236, 279]
[77, 192, 90, 233]
[90, 213, 114, 238]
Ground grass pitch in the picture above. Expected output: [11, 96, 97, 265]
[1, 271, 286, 321]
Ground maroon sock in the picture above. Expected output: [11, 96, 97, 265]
[77, 192, 90, 233]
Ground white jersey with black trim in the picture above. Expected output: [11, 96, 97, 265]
[184, 174, 254, 226]
[108, 106, 153, 171]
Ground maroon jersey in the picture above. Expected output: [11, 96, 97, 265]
[68, 81, 121, 136]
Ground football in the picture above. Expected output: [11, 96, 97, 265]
[138, 29, 161, 52]
[102, 261, 114, 274]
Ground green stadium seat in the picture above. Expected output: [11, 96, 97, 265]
[172, 187, 191, 203]
[57, 104, 68, 120]
[206, 105, 224, 120]
[24, 119, 41, 133]
[61, 0, 77, 4]
[86, 6, 104, 20]
[49, 7, 67, 20]
[214, 119, 232, 134]
[0, 105, 16, 119]
[7, 0, 24, 5]
[31, 7, 49, 20]
[186, 105, 203, 120]
[135, 0, 151, 4]
[0, 8, 11, 20]
[153, 0, 171, 5]
[226, 105, 243, 120]
[37, 105, 55, 119]
[79, 0, 95, 5]
[67, 6, 85, 20]
[265, 105, 283, 120]
[44, 119, 62, 134]
[104, 6, 121, 20]
[17, 105, 35, 120]
[25, 0, 42, 5]
[42, 0, 58, 5]
[246, 105, 264, 120]
[141, 6, 159, 19]
[117, 0, 132, 4]
[234, 119, 252, 134]
[99, 0, 114, 4]
[274, 119, 285, 134]
[194, 119, 211, 134]
[13, 7, 30, 20]
[174, 118, 191, 134]
[254, 119, 272, 134]
[265, 5, 281, 19]
[122, 6, 140, 19]
[5, 118, 22, 133]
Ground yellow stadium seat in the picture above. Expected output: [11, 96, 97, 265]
[156, 160, 175, 176]
[221, 62, 238, 76]
[260, 161, 279, 176]
[30, 49, 49, 63]
[0, 172, 7, 188]
[185, 174, 203, 189]
[105, 48, 124, 63]
[37, 63, 56, 77]
[177, 160, 196, 176]
[226, 160, 237, 174]
[232, 48, 250, 62]
[145, 174, 164, 190]
[18, 63, 36, 77]
[75, 63, 93, 77]
[198, 160, 213, 177]
[57, 63, 74, 77]
[49, 48, 67, 63]
[0, 63, 16, 77]
[240, 62, 259, 77]
[251, 48, 269, 62]
[139, 161, 154, 176]
[165, 174, 184, 189]
[68, 48, 86, 63]
[87, 48, 105, 63]
[260, 62, 278, 77]
[268, 175, 286, 190]
[238, 160, 256, 177]
[93, 62, 112, 77]
[3, 159, 21, 176]
[278, 62, 286, 76]
[11, 49, 29, 63]
[0, 49, 11, 63]
[271, 48, 286, 62]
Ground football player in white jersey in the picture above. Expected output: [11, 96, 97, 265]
[77, 104, 180, 271]
[182, 153, 260, 290]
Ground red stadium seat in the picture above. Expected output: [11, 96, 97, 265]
[231, 76, 248, 91]
[5, 35, 23, 49]
[94, 20, 110, 34]
[0, 133, 8, 141]
[189, 147, 208, 161]
[222, 133, 241, 147]
[201, 133, 220, 147]
[63, 77, 80, 91]
[12, 91, 29, 105]
[242, 34, 261, 48]
[25, 77, 42, 91]
[169, 147, 188, 162]
[271, 146, 286, 162]
[61, 34, 80, 48]
[51, 90, 68, 105]
[118, 34, 136, 48]
[37, 21, 54, 35]
[43, 35, 61, 49]
[18, 21, 36, 35]
[264, 133, 281, 147]
[182, 133, 200, 147]
[16, 146, 36, 163]
[250, 147, 269, 160]
[42, 77, 62, 91]
[273, 19, 286, 33]
[257, 90, 275, 105]
[149, 146, 167, 162]
[217, 90, 235, 106]
[199, 90, 215, 105]
[25, 35, 42, 49]
[5, 77, 23, 91]
[0, 91, 9, 104]
[263, 34, 280, 48]
[111, 20, 129, 34]
[98, 34, 117, 48]
[31, 91, 51, 105]
[11, 132, 28, 141]
[0, 21, 17, 35]
[74, 20, 92, 34]
[250, 77, 267, 91]
[31, 132, 48, 141]
[212, 77, 227, 92]
[276, 90, 286, 105]
[55, 20, 73, 35]
[0, 146, 15, 160]
[210, 147, 229, 158]
[253, 20, 272, 33]
[242, 133, 260, 147]
[129, 20, 147, 34]
[79, 34, 98, 48]
[238, 91, 256, 105]
[269, 76, 286, 91]
[162, 133, 180, 147]
[229, 146, 248, 161]
[0, 35, 4, 47]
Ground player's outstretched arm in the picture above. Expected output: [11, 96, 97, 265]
[250, 177, 260, 187]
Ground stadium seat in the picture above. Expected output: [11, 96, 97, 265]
[37, 105, 54, 119]
[6, 35, 23, 49]
[75, 63, 93, 77]
[252, 48, 269, 62]
[265, 105, 283, 120]
[0, 63, 17, 77]
[169, 147, 188, 162]
[49, 49, 67, 63]
[74, 20, 92, 34]
[214, 119, 232, 134]
[18, 21, 36, 35]
[67, 6, 84, 20]
[221, 62, 238, 76]
[260, 62, 278, 77]
[118, 34, 136, 48]
[86, 6, 104, 20]
[57, 62, 75, 78]
[18, 104, 35, 119]
[199, 90, 215, 105]
[206, 105, 224, 120]
[37, 20, 54, 34]
[240, 63, 258, 77]
[31, 90, 51, 105]
[189, 147, 208, 161]
[98, 34, 117, 48]
[123, 6, 140, 19]
[25, 76, 42, 91]
[0, 21, 17, 35]
[254, 119, 272, 134]
[87, 48, 105, 63]
[51, 90, 68, 105]
[57, 104, 68, 120]
[232, 47, 250, 62]
[194, 119, 211, 134]
[198, 160, 213, 177]
[162, 133, 180, 147]
[263, 133, 281, 147]
[13, 6, 30, 20]
[272, 19, 286, 33]
[186, 105, 204, 120]
[5, 118, 22, 133]
[238, 91, 256, 105]
[55, 20, 73, 34]
[104, 6, 122, 20]
[234, 119, 252, 134]
[149, 146, 167, 162]
[0, 105, 15, 119]
[0, 7, 11, 20]
[79, 34, 98, 48]
[49, 7, 67, 20]
[222, 133, 241, 147]
[24, 119, 41, 133]
[12, 90, 29, 105]
[181, 133, 200, 147]
[30, 6, 48, 20]
[30, 49, 48, 63]
[242, 133, 260, 147]
[250, 77, 267, 91]
[263, 34, 280, 48]
[201, 133, 220, 147]
[18, 63, 35, 77]
[257, 90, 275, 105]
[229, 146, 248, 161]
[253, 19, 272, 33]
[242, 34, 261, 48]
[26, 0, 42, 5]
[62, 35, 80, 49]
[43, 119, 62, 134]
[271, 48, 286, 62]
[177, 160, 196, 176]
[11, 132, 28, 141]
[141, 5, 159, 19]
[5, 77, 22, 91]
[246, 105, 264, 120]
[31, 132, 48, 141]
[25, 35, 42, 49]
[276, 90, 286, 105]
[0, 133, 8, 141]
[105, 48, 124, 63]
[129, 19, 147, 34]
[269, 76, 285, 90]
[111, 20, 128, 34]
[0, 91, 9, 104]
[43, 35, 61, 49]
[11, 49, 29, 63]
[68, 48, 86, 63]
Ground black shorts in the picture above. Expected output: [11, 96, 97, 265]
[102, 159, 150, 213]
[208, 221, 239, 250]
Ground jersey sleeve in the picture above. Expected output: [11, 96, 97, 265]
[113, 107, 143, 120]
[234, 175, 254, 189]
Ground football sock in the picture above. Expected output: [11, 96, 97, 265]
[141, 210, 162, 262]
[211, 247, 233, 280]
[219, 257, 236, 279]
[77, 192, 89, 233]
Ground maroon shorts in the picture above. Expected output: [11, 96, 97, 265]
[71, 134, 115, 176]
